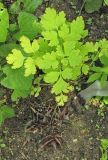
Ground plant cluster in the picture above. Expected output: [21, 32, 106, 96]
[0, 1, 108, 125]
[0, 0, 43, 125]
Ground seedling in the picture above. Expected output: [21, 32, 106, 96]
[5, 8, 98, 106]
[100, 139, 108, 160]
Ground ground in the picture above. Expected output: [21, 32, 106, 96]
[0, 0, 108, 160]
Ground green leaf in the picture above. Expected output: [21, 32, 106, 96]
[85, 0, 103, 13]
[61, 58, 68, 67]
[32, 39, 39, 52]
[20, 36, 33, 53]
[80, 42, 98, 56]
[56, 11, 66, 28]
[0, 43, 21, 58]
[70, 16, 88, 41]
[20, 36, 39, 54]
[0, 143, 6, 148]
[88, 73, 102, 82]
[99, 39, 108, 50]
[101, 67, 108, 74]
[52, 77, 72, 95]
[16, 12, 41, 40]
[101, 139, 108, 150]
[82, 64, 89, 75]
[1, 66, 33, 100]
[0, 105, 15, 125]
[41, 8, 65, 31]
[37, 52, 59, 69]
[104, 0, 108, 5]
[0, 3, 9, 42]
[11, 89, 30, 101]
[56, 94, 68, 106]
[56, 45, 64, 58]
[58, 24, 69, 40]
[9, 0, 21, 14]
[10, 0, 43, 14]
[44, 71, 60, 83]
[62, 68, 73, 80]
[24, 57, 36, 76]
[91, 66, 103, 73]
[69, 50, 82, 67]
[103, 97, 108, 104]
[100, 56, 108, 66]
[22, 0, 43, 13]
[63, 41, 75, 55]
[42, 31, 59, 46]
[9, 23, 18, 32]
[100, 74, 107, 87]
[71, 67, 81, 80]
[38, 38, 52, 53]
[6, 49, 25, 69]
[31, 86, 41, 97]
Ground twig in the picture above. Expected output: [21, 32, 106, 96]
[79, 0, 86, 15]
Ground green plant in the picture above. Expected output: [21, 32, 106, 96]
[100, 139, 108, 160]
[104, 0, 108, 5]
[14, 11, 41, 40]
[10, 0, 43, 14]
[0, 1, 108, 127]
[0, 1, 43, 125]
[103, 97, 108, 104]
[0, 2, 9, 42]
[0, 138, 6, 148]
[84, 0, 108, 13]
[4, 8, 99, 106]
[88, 39, 108, 87]
[0, 2, 41, 101]
[8, 0, 43, 41]
[0, 105, 15, 125]
[0, 3, 14, 124]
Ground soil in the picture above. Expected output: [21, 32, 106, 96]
[1, 0, 108, 160]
